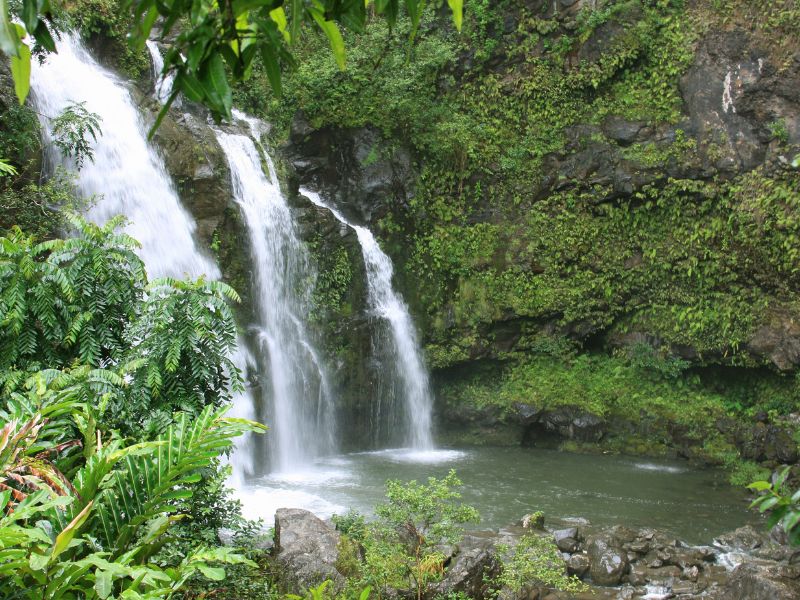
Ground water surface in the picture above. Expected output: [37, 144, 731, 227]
[236, 446, 758, 544]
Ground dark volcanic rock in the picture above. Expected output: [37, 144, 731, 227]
[746, 308, 800, 371]
[434, 535, 501, 599]
[602, 116, 646, 146]
[284, 113, 416, 226]
[553, 527, 580, 553]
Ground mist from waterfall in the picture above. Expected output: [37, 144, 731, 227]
[214, 116, 336, 472]
[301, 189, 434, 450]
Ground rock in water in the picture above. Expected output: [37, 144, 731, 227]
[274, 508, 344, 591]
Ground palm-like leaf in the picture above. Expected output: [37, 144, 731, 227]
[62, 405, 264, 557]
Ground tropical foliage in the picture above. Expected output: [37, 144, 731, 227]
[333, 470, 479, 600]
[749, 468, 800, 547]
[0, 218, 266, 597]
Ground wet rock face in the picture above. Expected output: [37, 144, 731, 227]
[273, 508, 345, 591]
[150, 108, 232, 245]
[433, 534, 502, 599]
[681, 30, 800, 172]
[518, 405, 606, 447]
[746, 308, 800, 372]
[717, 563, 800, 600]
[283, 113, 416, 226]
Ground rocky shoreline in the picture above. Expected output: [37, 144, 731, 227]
[261, 508, 800, 600]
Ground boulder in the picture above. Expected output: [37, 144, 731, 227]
[273, 508, 344, 591]
[567, 553, 591, 578]
[553, 528, 579, 553]
[602, 116, 646, 146]
[715, 563, 800, 600]
[434, 536, 501, 599]
[716, 525, 767, 551]
[586, 535, 629, 586]
[520, 513, 546, 531]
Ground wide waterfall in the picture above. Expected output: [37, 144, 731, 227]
[30, 32, 215, 280]
[214, 116, 336, 472]
[302, 189, 434, 450]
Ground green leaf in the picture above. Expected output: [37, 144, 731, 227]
[95, 569, 112, 599]
[758, 496, 780, 513]
[176, 71, 205, 103]
[747, 481, 772, 491]
[447, 0, 462, 32]
[309, 6, 345, 69]
[10, 41, 31, 104]
[231, 0, 271, 16]
[21, 0, 37, 34]
[33, 20, 56, 52]
[288, 0, 302, 44]
[29, 552, 49, 571]
[404, 0, 422, 42]
[200, 53, 233, 117]
[51, 501, 92, 561]
[196, 564, 225, 580]
[269, 6, 290, 42]
[0, 0, 20, 56]
[260, 44, 281, 96]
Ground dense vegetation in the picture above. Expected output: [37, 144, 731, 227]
[229, 0, 800, 479]
[0, 213, 268, 597]
[2, 0, 800, 596]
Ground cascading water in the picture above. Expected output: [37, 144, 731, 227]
[30, 32, 215, 280]
[301, 189, 434, 450]
[214, 115, 336, 473]
[145, 40, 177, 106]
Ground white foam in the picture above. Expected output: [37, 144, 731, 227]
[237, 486, 346, 525]
[358, 448, 468, 464]
[633, 462, 686, 474]
[643, 584, 672, 600]
[265, 467, 353, 487]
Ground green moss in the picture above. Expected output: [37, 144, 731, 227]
[66, 0, 149, 78]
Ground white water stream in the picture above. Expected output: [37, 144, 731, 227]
[301, 189, 434, 450]
[214, 115, 336, 473]
[30, 32, 215, 280]
[145, 39, 177, 106]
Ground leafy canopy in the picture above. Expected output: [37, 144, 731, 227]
[0, 0, 464, 128]
[0, 219, 267, 598]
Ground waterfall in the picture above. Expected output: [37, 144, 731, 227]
[30, 32, 215, 280]
[145, 40, 177, 106]
[213, 115, 336, 472]
[301, 189, 434, 450]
